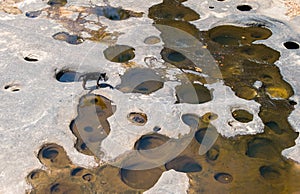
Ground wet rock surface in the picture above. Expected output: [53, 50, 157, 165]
[1, 0, 300, 193]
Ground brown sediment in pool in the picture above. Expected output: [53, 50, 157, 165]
[148, 0, 300, 193]
[26, 0, 300, 193]
[26, 143, 148, 193]
[69, 94, 115, 156]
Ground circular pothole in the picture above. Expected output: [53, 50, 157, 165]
[232, 109, 253, 123]
[55, 69, 78, 82]
[165, 156, 202, 173]
[167, 51, 186, 62]
[82, 173, 94, 182]
[153, 126, 161, 132]
[70, 167, 84, 176]
[134, 133, 169, 151]
[265, 121, 283, 135]
[4, 84, 21, 92]
[144, 36, 161, 45]
[47, 0, 67, 7]
[214, 173, 233, 184]
[25, 10, 42, 18]
[206, 146, 220, 161]
[237, 5, 252, 11]
[201, 112, 218, 123]
[259, 166, 281, 181]
[246, 138, 278, 159]
[127, 112, 148, 126]
[24, 55, 39, 62]
[120, 167, 163, 189]
[103, 45, 135, 63]
[116, 68, 164, 94]
[283, 41, 299, 49]
[176, 83, 212, 104]
[42, 147, 59, 160]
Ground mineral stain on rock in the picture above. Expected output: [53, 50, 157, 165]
[25, 3, 143, 43]
[25, 0, 300, 193]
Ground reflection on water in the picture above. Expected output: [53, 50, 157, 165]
[26, 0, 300, 193]
[69, 94, 115, 156]
[116, 68, 164, 94]
[149, 0, 300, 193]
[103, 45, 135, 63]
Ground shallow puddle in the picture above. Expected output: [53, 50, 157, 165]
[26, 143, 146, 193]
[148, 0, 300, 193]
[175, 83, 212, 104]
[56, 70, 108, 89]
[52, 32, 84, 45]
[47, 0, 67, 7]
[127, 112, 148, 126]
[232, 109, 254, 123]
[26, 0, 300, 193]
[69, 94, 115, 156]
[103, 45, 135, 63]
[116, 68, 164, 94]
[55, 69, 79, 82]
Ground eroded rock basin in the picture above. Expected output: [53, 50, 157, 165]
[1, 0, 300, 193]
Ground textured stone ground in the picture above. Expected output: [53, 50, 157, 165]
[0, 0, 300, 193]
